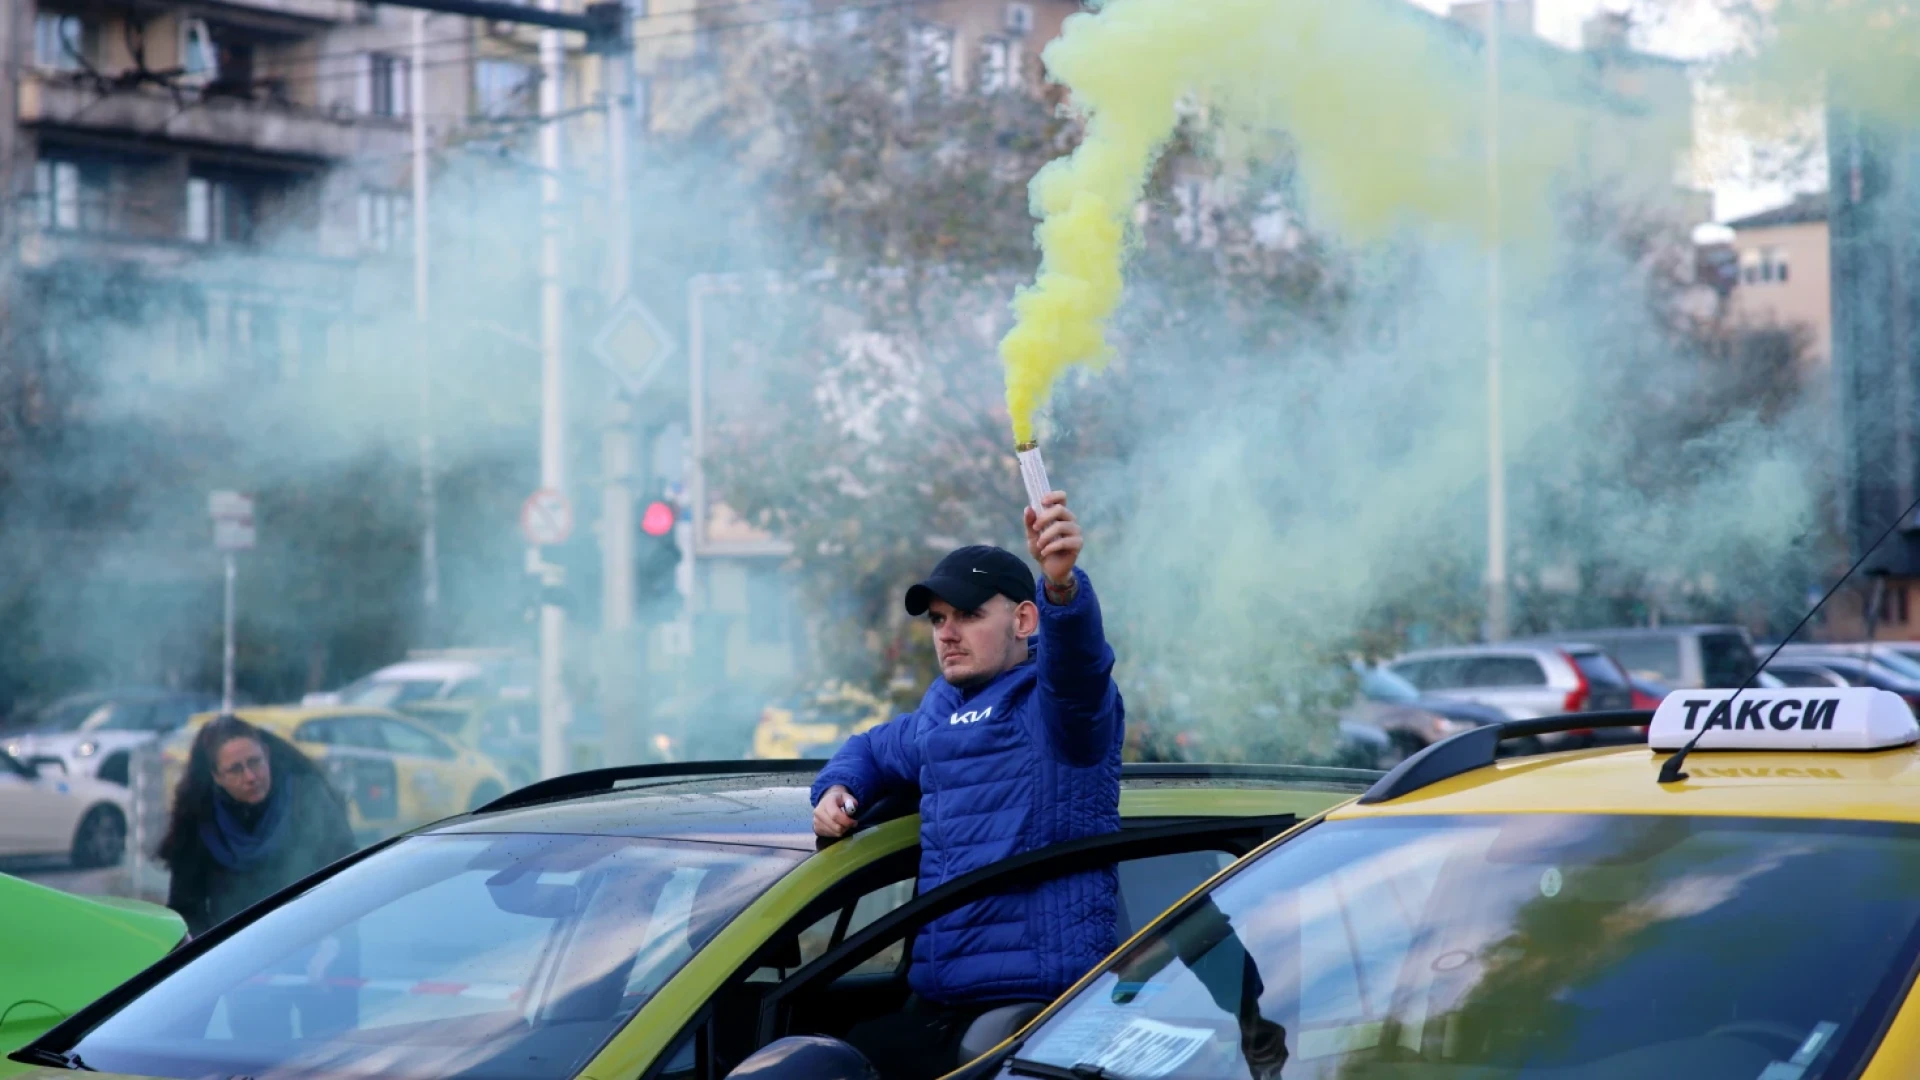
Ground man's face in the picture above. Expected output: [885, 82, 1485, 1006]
[927, 595, 1037, 688]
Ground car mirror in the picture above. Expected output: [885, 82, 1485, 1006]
[485, 867, 583, 919]
[723, 1036, 877, 1080]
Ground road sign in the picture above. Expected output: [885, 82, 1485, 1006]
[591, 296, 677, 396]
[521, 488, 574, 547]
[208, 491, 256, 552]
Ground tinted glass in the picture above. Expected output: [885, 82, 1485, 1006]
[1766, 664, 1845, 689]
[1012, 816, 1920, 1080]
[1462, 656, 1548, 687]
[1700, 633, 1758, 687]
[1569, 651, 1629, 689]
[1358, 667, 1421, 704]
[380, 719, 452, 760]
[1585, 635, 1681, 683]
[1389, 659, 1467, 691]
[66, 834, 802, 1080]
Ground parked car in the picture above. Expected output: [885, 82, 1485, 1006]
[399, 698, 541, 788]
[0, 873, 185, 1079]
[1761, 660, 1851, 689]
[1523, 624, 1758, 689]
[1627, 673, 1673, 710]
[1387, 644, 1638, 747]
[160, 707, 512, 845]
[0, 751, 128, 868]
[1, 690, 220, 786]
[942, 689, 1920, 1080]
[1759, 650, 1920, 710]
[302, 649, 535, 709]
[1347, 664, 1507, 758]
[8, 761, 1382, 1080]
[750, 682, 890, 760]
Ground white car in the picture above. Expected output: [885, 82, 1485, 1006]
[301, 652, 534, 709]
[3, 691, 217, 786]
[0, 750, 130, 868]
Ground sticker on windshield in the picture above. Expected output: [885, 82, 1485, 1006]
[1083, 1018, 1214, 1079]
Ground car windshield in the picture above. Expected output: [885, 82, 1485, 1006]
[64, 832, 803, 1080]
[341, 678, 446, 708]
[1358, 667, 1421, 704]
[1010, 815, 1920, 1080]
[1700, 632, 1758, 687]
[1592, 635, 1683, 684]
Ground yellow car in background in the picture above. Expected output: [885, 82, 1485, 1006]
[750, 682, 891, 759]
[161, 707, 511, 844]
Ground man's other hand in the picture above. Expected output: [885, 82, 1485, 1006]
[1025, 490, 1083, 591]
[814, 785, 859, 838]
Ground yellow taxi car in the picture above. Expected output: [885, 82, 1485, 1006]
[161, 707, 511, 844]
[734, 686, 1920, 1080]
[750, 682, 890, 760]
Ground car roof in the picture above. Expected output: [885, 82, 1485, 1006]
[1334, 743, 1920, 824]
[1392, 644, 1579, 660]
[186, 705, 417, 731]
[419, 766, 1381, 852]
[373, 660, 484, 681]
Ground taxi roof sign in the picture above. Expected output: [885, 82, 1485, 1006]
[1650, 688, 1920, 752]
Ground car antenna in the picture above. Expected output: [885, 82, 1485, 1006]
[1660, 490, 1920, 784]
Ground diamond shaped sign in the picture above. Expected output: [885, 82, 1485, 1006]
[592, 296, 677, 396]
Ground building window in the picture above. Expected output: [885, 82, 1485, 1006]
[357, 190, 411, 254]
[978, 37, 1021, 92]
[908, 23, 955, 91]
[34, 12, 92, 72]
[1740, 246, 1791, 285]
[33, 157, 106, 232]
[185, 176, 252, 245]
[369, 53, 411, 118]
[474, 59, 535, 118]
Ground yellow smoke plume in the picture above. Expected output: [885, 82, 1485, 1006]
[997, 0, 1617, 443]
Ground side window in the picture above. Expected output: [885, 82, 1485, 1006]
[1117, 850, 1238, 939]
[294, 719, 335, 745]
[334, 715, 389, 751]
[759, 877, 918, 984]
[381, 719, 456, 760]
[1389, 660, 1446, 690]
[1466, 656, 1549, 687]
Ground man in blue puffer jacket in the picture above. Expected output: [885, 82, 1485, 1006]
[811, 489, 1123, 1079]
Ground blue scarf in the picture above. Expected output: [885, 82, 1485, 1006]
[199, 779, 292, 871]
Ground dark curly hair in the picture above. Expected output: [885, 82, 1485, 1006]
[156, 714, 339, 867]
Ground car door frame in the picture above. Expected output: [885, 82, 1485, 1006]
[634, 813, 1304, 1080]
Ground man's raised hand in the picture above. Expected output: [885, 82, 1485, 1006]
[813, 785, 859, 838]
[1025, 490, 1083, 590]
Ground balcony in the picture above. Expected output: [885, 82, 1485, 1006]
[16, 225, 357, 298]
[18, 75, 408, 163]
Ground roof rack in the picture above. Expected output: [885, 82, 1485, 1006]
[476, 759, 829, 814]
[475, 758, 1391, 816]
[1358, 711, 1654, 805]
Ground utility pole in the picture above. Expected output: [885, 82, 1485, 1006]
[1485, 0, 1509, 642]
[537, 2, 571, 780]
[599, 17, 639, 767]
[412, 10, 440, 643]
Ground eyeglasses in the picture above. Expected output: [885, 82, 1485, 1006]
[216, 756, 268, 780]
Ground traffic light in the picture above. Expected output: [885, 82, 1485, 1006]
[636, 499, 683, 613]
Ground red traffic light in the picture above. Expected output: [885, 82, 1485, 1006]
[641, 501, 676, 538]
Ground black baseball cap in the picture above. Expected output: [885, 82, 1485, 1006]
[904, 545, 1037, 616]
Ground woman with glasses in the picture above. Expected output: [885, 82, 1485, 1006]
[159, 714, 354, 936]
[156, 713, 358, 1039]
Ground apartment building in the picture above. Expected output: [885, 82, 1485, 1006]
[0, 0, 478, 380]
[1726, 193, 1832, 377]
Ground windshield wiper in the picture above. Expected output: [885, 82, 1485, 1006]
[14, 1046, 95, 1071]
[1006, 1058, 1110, 1079]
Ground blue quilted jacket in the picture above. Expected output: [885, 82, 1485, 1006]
[810, 568, 1124, 1005]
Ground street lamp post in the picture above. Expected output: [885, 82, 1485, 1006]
[1485, 0, 1510, 642]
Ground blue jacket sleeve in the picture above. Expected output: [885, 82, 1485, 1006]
[810, 713, 922, 807]
[1034, 567, 1124, 767]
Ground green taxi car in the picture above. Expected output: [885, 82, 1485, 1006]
[0, 874, 185, 1079]
[7, 760, 1374, 1080]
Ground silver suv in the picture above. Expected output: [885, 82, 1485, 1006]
[1528, 625, 1757, 689]
[1386, 644, 1638, 746]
